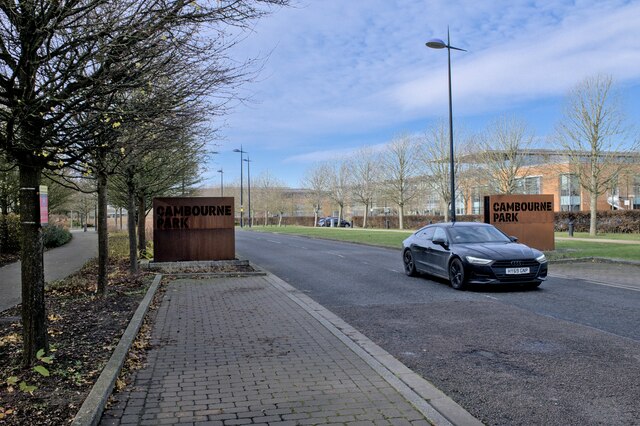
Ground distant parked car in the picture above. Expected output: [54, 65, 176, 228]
[402, 222, 547, 290]
[317, 217, 351, 227]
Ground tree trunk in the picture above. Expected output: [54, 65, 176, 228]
[97, 170, 109, 295]
[137, 195, 146, 257]
[19, 164, 48, 366]
[398, 205, 404, 230]
[362, 202, 369, 228]
[589, 171, 598, 236]
[589, 194, 598, 236]
[127, 184, 138, 274]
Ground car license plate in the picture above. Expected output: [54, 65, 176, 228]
[506, 267, 530, 275]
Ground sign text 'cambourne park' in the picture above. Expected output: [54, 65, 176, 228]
[485, 194, 555, 251]
[153, 197, 235, 262]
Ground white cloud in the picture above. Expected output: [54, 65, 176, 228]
[217, 0, 640, 185]
[391, 1, 640, 115]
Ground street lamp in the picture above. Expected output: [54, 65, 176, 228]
[217, 168, 224, 197]
[233, 146, 247, 227]
[243, 157, 252, 227]
[426, 27, 466, 223]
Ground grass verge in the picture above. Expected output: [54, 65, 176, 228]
[247, 226, 640, 262]
[555, 231, 640, 241]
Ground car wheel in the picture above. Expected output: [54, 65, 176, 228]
[403, 250, 417, 277]
[449, 258, 466, 290]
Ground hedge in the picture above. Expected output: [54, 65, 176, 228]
[0, 213, 21, 254]
[555, 210, 640, 233]
[43, 224, 73, 248]
[0, 214, 72, 254]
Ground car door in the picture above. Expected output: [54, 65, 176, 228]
[411, 226, 435, 273]
[428, 227, 451, 278]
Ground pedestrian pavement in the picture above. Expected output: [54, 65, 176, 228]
[100, 273, 481, 426]
[0, 229, 98, 312]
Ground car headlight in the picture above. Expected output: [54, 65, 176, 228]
[536, 254, 547, 264]
[466, 256, 493, 265]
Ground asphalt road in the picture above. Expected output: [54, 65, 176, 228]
[236, 229, 640, 426]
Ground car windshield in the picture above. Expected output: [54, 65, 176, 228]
[448, 226, 511, 244]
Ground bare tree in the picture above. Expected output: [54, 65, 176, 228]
[555, 74, 636, 236]
[0, 0, 289, 366]
[475, 116, 534, 194]
[349, 147, 379, 228]
[418, 120, 470, 221]
[254, 170, 286, 226]
[326, 160, 350, 222]
[302, 164, 330, 226]
[379, 134, 421, 229]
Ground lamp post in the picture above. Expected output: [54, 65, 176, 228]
[233, 146, 247, 227]
[217, 169, 224, 197]
[243, 157, 252, 227]
[426, 27, 466, 223]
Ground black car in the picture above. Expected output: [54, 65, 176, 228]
[402, 222, 547, 290]
[318, 217, 351, 227]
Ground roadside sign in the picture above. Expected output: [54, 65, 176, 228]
[39, 185, 49, 226]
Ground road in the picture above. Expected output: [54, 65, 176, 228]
[236, 229, 640, 426]
[0, 230, 98, 312]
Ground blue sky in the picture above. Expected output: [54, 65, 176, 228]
[205, 0, 640, 189]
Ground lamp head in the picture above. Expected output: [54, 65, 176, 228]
[233, 149, 241, 153]
[426, 38, 446, 49]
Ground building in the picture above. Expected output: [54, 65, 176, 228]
[462, 149, 640, 214]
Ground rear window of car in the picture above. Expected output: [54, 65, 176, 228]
[416, 227, 435, 240]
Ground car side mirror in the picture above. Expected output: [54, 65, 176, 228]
[509, 236, 518, 242]
[433, 237, 448, 247]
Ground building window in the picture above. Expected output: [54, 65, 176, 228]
[559, 174, 580, 211]
[515, 176, 541, 195]
[471, 187, 486, 215]
[424, 193, 441, 216]
[455, 194, 465, 216]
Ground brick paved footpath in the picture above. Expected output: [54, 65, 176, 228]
[100, 276, 436, 426]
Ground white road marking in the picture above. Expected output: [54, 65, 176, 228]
[484, 295, 499, 300]
[390, 269, 399, 273]
[267, 239, 282, 244]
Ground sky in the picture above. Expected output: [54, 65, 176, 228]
[204, 0, 640, 189]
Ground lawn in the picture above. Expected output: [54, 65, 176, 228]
[247, 226, 640, 262]
[247, 225, 412, 248]
[555, 231, 640, 241]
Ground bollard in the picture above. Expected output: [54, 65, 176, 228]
[568, 221, 574, 237]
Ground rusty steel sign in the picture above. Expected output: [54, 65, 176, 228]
[153, 197, 235, 262]
[484, 194, 555, 251]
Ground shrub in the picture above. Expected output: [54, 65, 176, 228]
[0, 213, 21, 254]
[42, 224, 72, 248]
